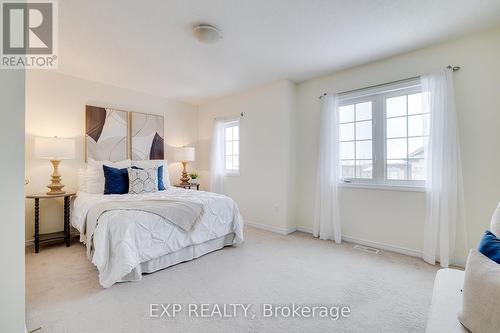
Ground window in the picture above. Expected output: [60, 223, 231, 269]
[224, 121, 239, 173]
[339, 101, 373, 180]
[339, 79, 427, 187]
[385, 92, 429, 182]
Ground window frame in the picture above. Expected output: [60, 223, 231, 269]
[338, 95, 375, 185]
[222, 119, 240, 176]
[382, 86, 426, 188]
[338, 79, 426, 190]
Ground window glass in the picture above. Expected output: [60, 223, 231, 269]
[339, 105, 354, 123]
[338, 80, 427, 186]
[224, 123, 239, 172]
[339, 101, 373, 181]
[386, 95, 406, 117]
[384, 91, 429, 182]
[387, 117, 407, 138]
[408, 93, 422, 115]
[356, 102, 372, 121]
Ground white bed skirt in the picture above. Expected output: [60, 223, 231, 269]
[117, 233, 236, 283]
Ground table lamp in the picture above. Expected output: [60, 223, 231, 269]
[173, 146, 195, 185]
[35, 136, 75, 195]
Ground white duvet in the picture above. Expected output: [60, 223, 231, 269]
[72, 187, 244, 287]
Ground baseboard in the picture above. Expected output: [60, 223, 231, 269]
[296, 226, 313, 234]
[341, 235, 423, 258]
[296, 226, 422, 258]
[245, 221, 297, 235]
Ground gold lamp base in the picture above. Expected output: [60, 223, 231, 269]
[47, 159, 66, 195]
[180, 161, 190, 185]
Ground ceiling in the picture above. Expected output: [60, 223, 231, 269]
[59, 0, 500, 105]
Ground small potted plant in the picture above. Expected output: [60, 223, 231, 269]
[189, 172, 199, 185]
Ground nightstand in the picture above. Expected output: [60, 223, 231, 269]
[25, 191, 76, 253]
[174, 184, 200, 190]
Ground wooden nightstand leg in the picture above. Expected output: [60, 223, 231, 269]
[34, 198, 40, 253]
[64, 196, 70, 247]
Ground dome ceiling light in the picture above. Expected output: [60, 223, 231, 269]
[192, 24, 222, 44]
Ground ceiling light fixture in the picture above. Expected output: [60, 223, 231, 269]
[192, 24, 222, 44]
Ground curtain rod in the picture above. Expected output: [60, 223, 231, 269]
[214, 112, 244, 120]
[319, 65, 461, 99]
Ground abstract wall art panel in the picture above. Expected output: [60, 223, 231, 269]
[131, 112, 164, 160]
[85, 105, 129, 161]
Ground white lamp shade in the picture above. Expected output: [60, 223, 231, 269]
[172, 146, 195, 162]
[35, 137, 75, 160]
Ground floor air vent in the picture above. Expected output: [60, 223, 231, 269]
[353, 244, 380, 254]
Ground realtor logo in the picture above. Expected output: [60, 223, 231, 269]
[1, 0, 58, 68]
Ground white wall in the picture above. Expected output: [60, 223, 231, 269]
[196, 27, 500, 266]
[295, 27, 500, 264]
[198, 80, 297, 233]
[25, 71, 198, 241]
[0, 70, 26, 332]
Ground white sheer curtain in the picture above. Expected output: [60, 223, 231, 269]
[210, 120, 225, 194]
[421, 70, 465, 268]
[313, 94, 342, 243]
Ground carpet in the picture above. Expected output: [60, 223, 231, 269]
[26, 226, 438, 332]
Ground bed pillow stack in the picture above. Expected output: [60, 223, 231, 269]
[78, 159, 170, 194]
[85, 159, 131, 194]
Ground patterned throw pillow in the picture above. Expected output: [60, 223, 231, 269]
[128, 167, 158, 194]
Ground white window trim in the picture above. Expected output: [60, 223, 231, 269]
[338, 79, 426, 190]
[340, 182, 425, 193]
[223, 120, 240, 176]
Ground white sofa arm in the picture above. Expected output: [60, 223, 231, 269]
[426, 268, 469, 333]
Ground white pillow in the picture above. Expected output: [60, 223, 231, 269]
[86, 159, 131, 194]
[84, 168, 103, 194]
[490, 202, 500, 237]
[131, 160, 170, 187]
[77, 168, 88, 192]
[128, 167, 158, 194]
[458, 249, 500, 333]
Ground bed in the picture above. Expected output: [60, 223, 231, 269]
[72, 186, 244, 288]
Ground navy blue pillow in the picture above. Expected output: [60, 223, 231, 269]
[131, 165, 165, 191]
[157, 165, 165, 191]
[478, 230, 500, 264]
[103, 165, 129, 195]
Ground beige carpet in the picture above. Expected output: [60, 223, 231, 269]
[26, 227, 438, 333]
